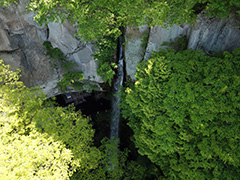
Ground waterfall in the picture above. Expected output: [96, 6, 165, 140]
[110, 35, 124, 139]
[107, 33, 124, 171]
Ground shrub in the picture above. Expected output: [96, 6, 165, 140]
[0, 60, 98, 179]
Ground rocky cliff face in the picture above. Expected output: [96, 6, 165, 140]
[0, 0, 102, 97]
[125, 12, 240, 80]
[188, 13, 240, 54]
[1, 2, 240, 95]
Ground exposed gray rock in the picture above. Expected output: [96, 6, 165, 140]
[144, 24, 190, 60]
[1, 1, 240, 92]
[0, 50, 23, 71]
[125, 13, 240, 80]
[188, 13, 240, 55]
[125, 24, 190, 80]
[48, 22, 78, 54]
[0, 1, 102, 97]
[48, 22, 102, 83]
[0, 27, 16, 51]
[124, 25, 150, 80]
[0, 2, 59, 97]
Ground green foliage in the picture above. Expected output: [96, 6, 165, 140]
[43, 41, 75, 71]
[71, 137, 124, 180]
[0, 131, 73, 179]
[73, 80, 101, 93]
[0, 60, 98, 179]
[2, 1, 240, 42]
[93, 36, 118, 85]
[25, 0, 195, 41]
[0, 60, 152, 180]
[25, 0, 240, 42]
[140, 31, 150, 51]
[94, 111, 112, 146]
[34, 104, 100, 171]
[204, 0, 240, 17]
[4, 0, 240, 87]
[162, 35, 188, 51]
[0, 0, 16, 7]
[121, 48, 240, 179]
[72, 137, 151, 180]
[43, 41, 66, 62]
[57, 72, 84, 92]
[43, 41, 86, 92]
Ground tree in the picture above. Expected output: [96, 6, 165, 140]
[0, 131, 73, 179]
[121, 48, 240, 179]
[0, 60, 99, 179]
[22, 0, 240, 41]
[0, 60, 154, 179]
[27, 0, 194, 42]
[71, 137, 153, 180]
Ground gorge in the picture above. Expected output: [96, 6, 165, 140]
[1, 1, 240, 179]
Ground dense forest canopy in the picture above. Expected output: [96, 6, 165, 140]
[121, 48, 240, 179]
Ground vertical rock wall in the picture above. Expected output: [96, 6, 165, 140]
[124, 25, 149, 80]
[188, 13, 240, 55]
[48, 22, 102, 83]
[144, 25, 190, 60]
[125, 13, 240, 80]
[0, 1, 102, 97]
[1, 1, 240, 92]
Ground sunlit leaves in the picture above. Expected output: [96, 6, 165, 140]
[121, 48, 240, 179]
[93, 35, 117, 85]
[0, 132, 73, 180]
[0, 60, 97, 179]
[0, 0, 16, 7]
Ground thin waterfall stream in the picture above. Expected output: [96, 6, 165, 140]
[110, 35, 124, 140]
[107, 33, 124, 170]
